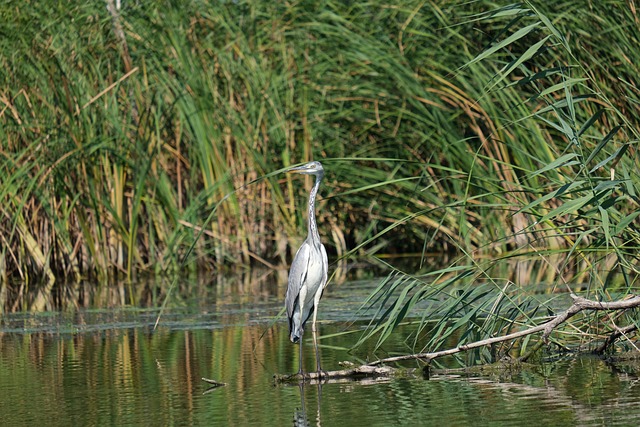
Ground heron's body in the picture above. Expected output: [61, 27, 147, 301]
[284, 161, 328, 376]
[287, 237, 328, 343]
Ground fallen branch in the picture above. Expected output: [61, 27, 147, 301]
[367, 294, 640, 366]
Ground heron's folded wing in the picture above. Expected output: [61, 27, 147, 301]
[285, 242, 310, 318]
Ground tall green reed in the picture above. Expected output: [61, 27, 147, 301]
[1, 0, 639, 320]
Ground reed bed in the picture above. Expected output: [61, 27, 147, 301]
[1, 0, 639, 332]
[349, 2, 640, 361]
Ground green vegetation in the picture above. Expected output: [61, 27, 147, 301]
[1, 1, 639, 360]
[349, 2, 640, 364]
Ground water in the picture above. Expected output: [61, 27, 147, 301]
[2, 273, 640, 426]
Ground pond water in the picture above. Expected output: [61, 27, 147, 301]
[2, 272, 640, 426]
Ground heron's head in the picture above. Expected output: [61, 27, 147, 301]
[286, 161, 324, 177]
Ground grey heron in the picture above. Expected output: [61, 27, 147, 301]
[285, 161, 329, 377]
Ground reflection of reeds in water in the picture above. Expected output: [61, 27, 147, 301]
[0, 314, 319, 425]
[4, 321, 635, 425]
[0, 261, 364, 313]
[1, 268, 288, 312]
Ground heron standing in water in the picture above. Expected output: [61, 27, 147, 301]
[285, 161, 329, 377]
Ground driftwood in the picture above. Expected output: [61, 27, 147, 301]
[273, 363, 414, 383]
[272, 293, 640, 383]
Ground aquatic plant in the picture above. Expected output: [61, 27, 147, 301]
[355, 2, 640, 364]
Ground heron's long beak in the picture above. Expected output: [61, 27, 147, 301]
[286, 165, 306, 174]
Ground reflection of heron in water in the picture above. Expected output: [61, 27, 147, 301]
[293, 383, 310, 427]
[285, 161, 329, 377]
[293, 381, 323, 427]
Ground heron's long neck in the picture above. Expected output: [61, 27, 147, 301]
[307, 174, 323, 244]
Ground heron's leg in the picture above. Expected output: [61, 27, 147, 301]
[298, 335, 304, 377]
[311, 310, 320, 371]
[297, 301, 305, 378]
[311, 309, 327, 378]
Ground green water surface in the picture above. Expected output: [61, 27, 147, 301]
[1, 275, 639, 426]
